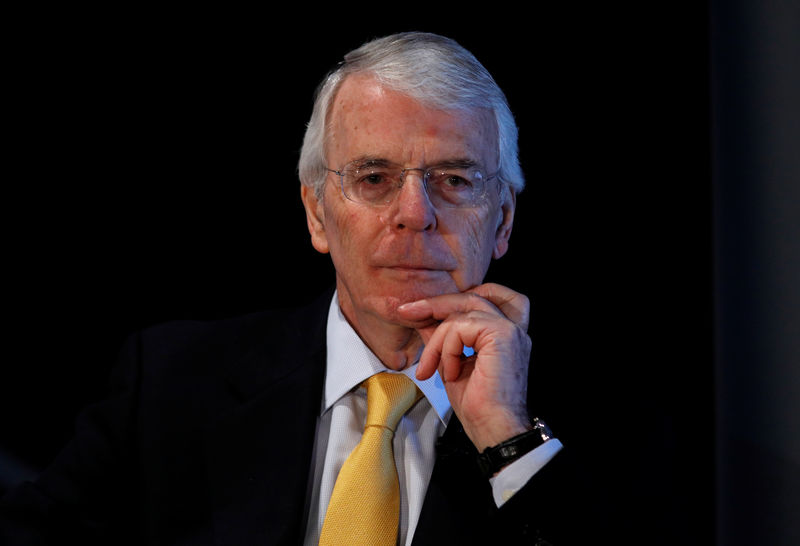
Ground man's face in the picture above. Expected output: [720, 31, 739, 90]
[302, 75, 515, 328]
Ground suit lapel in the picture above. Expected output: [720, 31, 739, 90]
[204, 292, 330, 545]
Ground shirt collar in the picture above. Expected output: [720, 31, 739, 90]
[324, 292, 451, 425]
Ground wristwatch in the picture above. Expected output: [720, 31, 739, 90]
[476, 417, 553, 478]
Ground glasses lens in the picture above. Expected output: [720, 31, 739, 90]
[426, 166, 488, 207]
[341, 162, 400, 205]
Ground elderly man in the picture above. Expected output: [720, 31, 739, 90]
[297, 32, 563, 545]
[1, 32, 566, 545]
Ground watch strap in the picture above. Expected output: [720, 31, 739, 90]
[476, 417, 553, 478]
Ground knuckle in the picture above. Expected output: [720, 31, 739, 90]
[520, 331, 532, 351]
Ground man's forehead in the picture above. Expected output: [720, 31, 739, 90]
[328, 75, 499, 164]
[331, 74, 493, 124]
[333, 74, 387, 108]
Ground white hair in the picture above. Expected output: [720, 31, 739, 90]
[297, 32, 525, 197]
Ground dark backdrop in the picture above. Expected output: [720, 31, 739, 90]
[712, 0, 800, 545]
[3, 5, 719, 544]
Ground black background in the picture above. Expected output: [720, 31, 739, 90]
[3, 4, 717, 543]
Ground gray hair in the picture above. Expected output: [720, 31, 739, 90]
[297, 32, 525, 197]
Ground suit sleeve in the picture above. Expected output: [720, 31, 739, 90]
[490, 438, 564, 507]
[0, 333, 143, 546]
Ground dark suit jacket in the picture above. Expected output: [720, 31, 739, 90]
[1, 290, 575, 545]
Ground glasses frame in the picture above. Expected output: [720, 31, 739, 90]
[325, 162, 502, 208]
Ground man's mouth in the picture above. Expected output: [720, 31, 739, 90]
[389, 264, 440, 270]
[382, 264, 454, 275]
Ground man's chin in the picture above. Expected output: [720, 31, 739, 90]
[338, 275, 460, 328]
[380, 287, 452, 327]
[388, 283, 449, 304]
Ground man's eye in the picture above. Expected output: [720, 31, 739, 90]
[432, 172, 474, 190]
[356, 171, 390, 186]
[361, 173, 388, 185]
[443, 175, 471, 188]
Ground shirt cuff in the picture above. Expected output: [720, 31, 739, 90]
[488, 438, 563, 507]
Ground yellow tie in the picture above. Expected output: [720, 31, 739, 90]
[319, 372, 423, 546]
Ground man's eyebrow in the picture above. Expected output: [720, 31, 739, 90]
[429, 158, 479, 169]
[348, 156, 393, 168]
[347, 157, 480, 169]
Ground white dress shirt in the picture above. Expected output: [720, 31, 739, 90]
[303, 293, 562, 546]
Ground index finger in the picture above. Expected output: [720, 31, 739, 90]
[467, 283, 530, 328]
[396, 283, 529, 329]
[396, 291, 500, 323]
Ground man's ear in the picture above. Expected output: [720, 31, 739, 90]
[301, 184, 329, 254]
[493, 187, 516, 259]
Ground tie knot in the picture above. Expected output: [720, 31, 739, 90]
[362, 372, 423, 432]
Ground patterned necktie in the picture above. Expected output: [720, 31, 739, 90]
[319, 372, 423, 546]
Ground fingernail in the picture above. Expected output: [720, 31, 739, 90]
[398, 300, 426, 311]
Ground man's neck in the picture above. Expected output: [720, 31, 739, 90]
[336, 291, 424, 372]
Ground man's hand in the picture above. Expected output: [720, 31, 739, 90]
[396, 283, 532, 452]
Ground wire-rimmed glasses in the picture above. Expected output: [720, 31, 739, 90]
[325, 159, 500, 208]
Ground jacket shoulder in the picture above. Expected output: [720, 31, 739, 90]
[126, 288, 332, 379]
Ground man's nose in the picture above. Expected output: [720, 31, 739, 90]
[392, 171, 437, 232]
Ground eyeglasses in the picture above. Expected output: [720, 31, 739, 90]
[325, 159, 500, 208]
